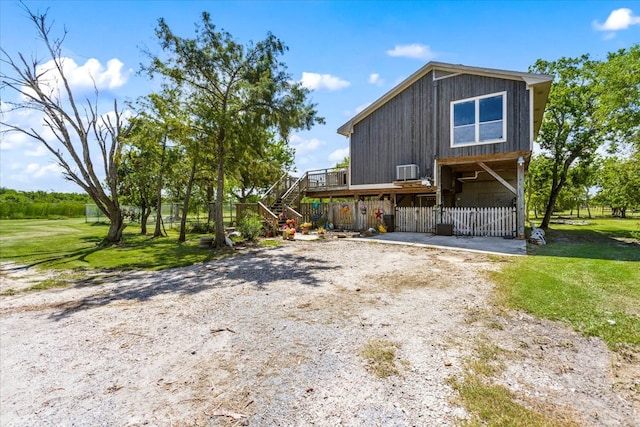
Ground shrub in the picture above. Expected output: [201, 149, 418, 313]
[188, 222, 215, 233]
[237, 211, 263, 241]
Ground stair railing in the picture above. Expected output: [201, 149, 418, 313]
[261, 172, 291, 206]
[280, 171, 308, 207]
[257, 201, 279, 232]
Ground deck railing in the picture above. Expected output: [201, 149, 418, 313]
[305, 168, 348, 191]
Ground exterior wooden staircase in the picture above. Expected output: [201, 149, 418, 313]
[257, 167, 348, 233]
[258, 173, 307, 232]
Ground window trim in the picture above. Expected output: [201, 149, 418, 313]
[450, 91, 507, 147]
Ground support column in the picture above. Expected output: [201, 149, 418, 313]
[435, 163, 442, 207]
[517, 156, 525, 239]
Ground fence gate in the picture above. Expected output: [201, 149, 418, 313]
[442, 206, 516, 237]
[395, 207, 437, 232]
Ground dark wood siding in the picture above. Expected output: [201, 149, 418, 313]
[351, 71, 435, 185]
[350, 71, 530, 186]
[437, 74, 530, 159]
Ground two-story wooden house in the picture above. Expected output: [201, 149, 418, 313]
[258, 62, 552, 238]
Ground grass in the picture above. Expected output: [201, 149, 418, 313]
[360, 339, 403, 378]
[448, 340, 580, 427]
[492, 217, 640, 352]
[0, 218, 234, 271]
[450, 217, 637, 424]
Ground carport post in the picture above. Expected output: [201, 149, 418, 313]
[517, 156, 525, 239]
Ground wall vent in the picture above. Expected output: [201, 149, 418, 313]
[396, 164, 419, 181]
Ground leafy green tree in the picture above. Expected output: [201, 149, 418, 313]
[1, 9, 130, 244]
[145, 12, 323, 247]
[229, 131, 295, 203]
[531, 55, 601, 229]
[119, 138, 158, 235]
[596, 154, 640, 218]
[565, 159, 598, 218]
[525, 154, 553, 220]
[124, 89, 191, 237]
[335, 156, 350, 169]
[596, 45, 640, 153]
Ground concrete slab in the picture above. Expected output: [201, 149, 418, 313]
[293, 233, 320, 241]
[355, 232, 527, 256]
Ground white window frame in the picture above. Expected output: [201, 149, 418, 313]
[450, 91, 507, 147]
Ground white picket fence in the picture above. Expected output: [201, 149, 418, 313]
[396, 206, 516, 237]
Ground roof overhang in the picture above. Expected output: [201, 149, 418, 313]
[337, 61, 553, 138]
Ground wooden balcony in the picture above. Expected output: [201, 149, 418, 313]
[304, 168, 349, 192]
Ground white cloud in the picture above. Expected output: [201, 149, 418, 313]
[0, 130, 28, 150]
[368, 73, 384, 86]
[593, 8, 640, 31]
[23, 162, 63, 179]
[387, 44, 437, 61]
[23, 57, 129, 100]
[35, 163, 64, 178]
[328, 147, 349, 164]
[300, 72, 350, 91]
[24, 144, 49, 157]
[289, 134, 325, 155]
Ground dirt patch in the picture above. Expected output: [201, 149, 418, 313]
[1, 239, 637, 426]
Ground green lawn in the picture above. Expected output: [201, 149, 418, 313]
[492, 217, 640, 351]
[0, 218, 231, 271]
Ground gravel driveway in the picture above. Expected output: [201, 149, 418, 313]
[1, 239, 637, 426]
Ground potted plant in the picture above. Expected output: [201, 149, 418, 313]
[282, 225, 296, 240]
[317, 227, 326, 238]
[300, 222, 312, 234]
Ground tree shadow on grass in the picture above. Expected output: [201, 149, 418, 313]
[48, 248, 330, 321]
[529, 228, 639, 261]
[3, 245, 104, 270]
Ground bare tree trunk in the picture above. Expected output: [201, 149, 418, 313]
[206, 184, 215, 228]
[106, 209, 125, 243]
[541, 156, 575, 229]
[214, 130, 226, 248]
[179, 155, 198, 243]
[140, 208, 151, 234]
[154, 136, 168, 237]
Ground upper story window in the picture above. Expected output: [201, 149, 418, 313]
[451, 91, 506, 147]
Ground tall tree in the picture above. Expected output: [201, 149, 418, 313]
[525, 154, 553, 220]
[565, 159, 598, 218]
[228, 127, 295, 203]
[126, 89, 189, 238]
[530, 55, 601, 229]
[596, 45, 640, 153]
[0, 8, 130, 244]
[145, 12, 323, 247]
[596, 154, 640, 218]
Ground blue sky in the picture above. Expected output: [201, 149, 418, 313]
[1, 0, 639, 193]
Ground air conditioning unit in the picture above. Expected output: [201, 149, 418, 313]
[396, 164, 419, 181]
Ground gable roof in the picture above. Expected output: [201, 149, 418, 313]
[337, 61, 553, 138]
